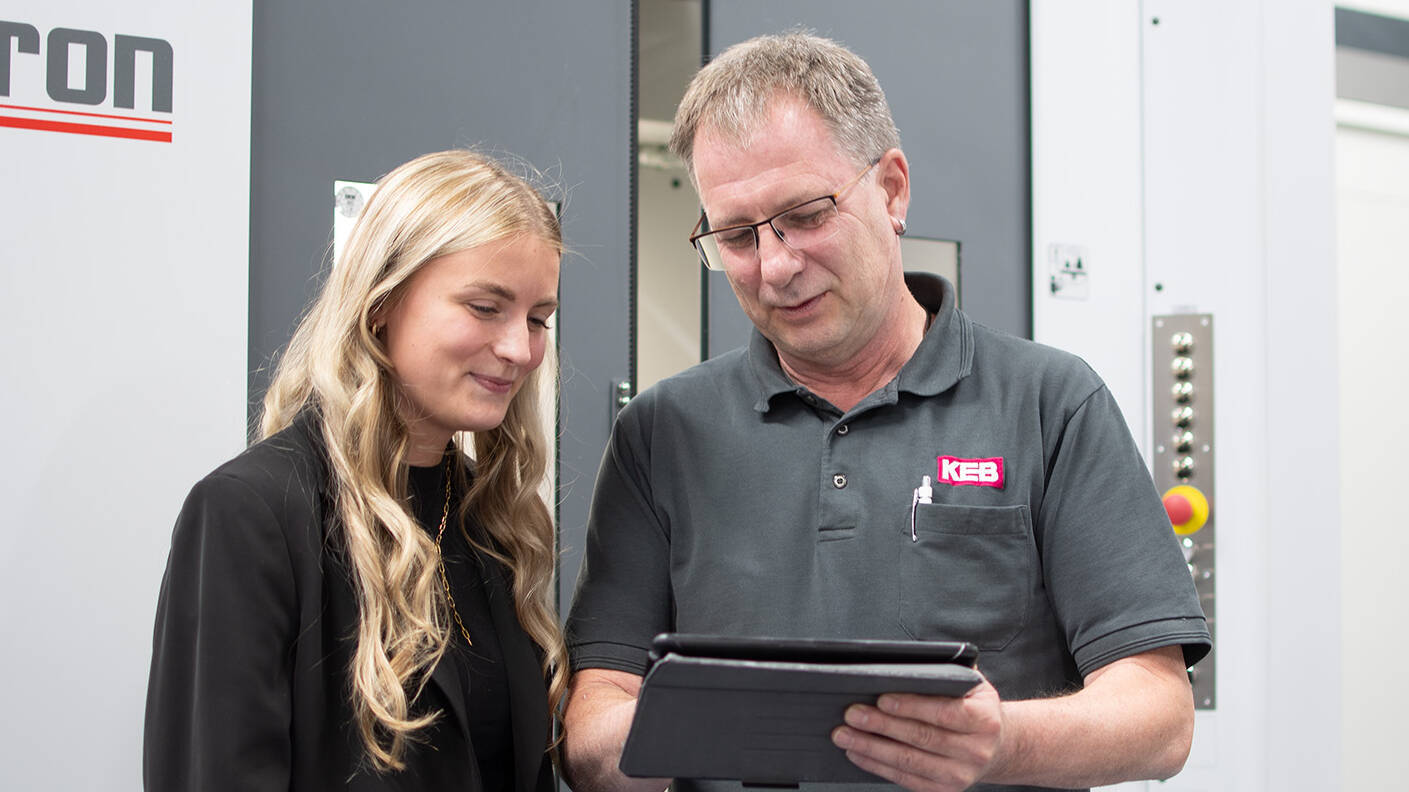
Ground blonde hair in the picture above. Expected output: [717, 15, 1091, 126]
[260, 149, 567, 771]
[670, 31, 901, 179]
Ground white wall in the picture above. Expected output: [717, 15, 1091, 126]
[1032, 1, 1339, 789]
[0, 1, 251, 788]
[1334, 4, 1409, 784]
[1335, 113, 1409, 792]
[1331, 4, 1409, 787]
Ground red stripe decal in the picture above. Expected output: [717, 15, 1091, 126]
[0, 115, 172, 143]
[0, 102, 172, 125]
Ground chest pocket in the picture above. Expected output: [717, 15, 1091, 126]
[897, 503, 1034, 652]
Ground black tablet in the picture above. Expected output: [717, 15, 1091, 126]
[648, 633, 979, 668]
[620, 633, 982, 785]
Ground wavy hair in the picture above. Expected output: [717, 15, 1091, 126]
[670, 30, 901, 180]
[260, 149, 567, 771]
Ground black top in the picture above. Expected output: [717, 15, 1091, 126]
[408, 461, 514, 792]
[143, 411, 555, 792]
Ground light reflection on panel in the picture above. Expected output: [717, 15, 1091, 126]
[900, 236, 961, 300]
[637, 163, 703, 392]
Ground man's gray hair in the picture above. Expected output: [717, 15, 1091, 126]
[669, 31, 901, 180]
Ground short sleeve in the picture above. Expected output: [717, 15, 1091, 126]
[1037, 386, 1212, 676]
[564, 399, 673, 677]
[143, 473, 298, 791]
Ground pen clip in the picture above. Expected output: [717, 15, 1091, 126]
[909, 475, 932, 542]
[909, 488, 919, 542]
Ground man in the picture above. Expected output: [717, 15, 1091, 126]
[563, 32, 1210, 792]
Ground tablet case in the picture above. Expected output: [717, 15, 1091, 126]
[619, 634, 982, 785]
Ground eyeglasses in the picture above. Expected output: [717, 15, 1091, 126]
[688, 159, 879, 272]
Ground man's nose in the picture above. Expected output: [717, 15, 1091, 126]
[756, 224, 803, 287]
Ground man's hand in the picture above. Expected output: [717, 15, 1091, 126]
[833, 646, 1194, 790]
[831, 676, 1004, 792]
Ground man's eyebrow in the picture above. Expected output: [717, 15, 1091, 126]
[710, 191, 825, 229]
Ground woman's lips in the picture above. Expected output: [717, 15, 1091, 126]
[471, 373, 514, 394]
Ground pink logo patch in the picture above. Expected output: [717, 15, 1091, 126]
[936, 456, 1005, 488]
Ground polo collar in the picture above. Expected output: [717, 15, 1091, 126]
[746, 273, 973, 413]
[897, 272, 973, 397]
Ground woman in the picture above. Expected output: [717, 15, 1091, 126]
[144, 150, 567, 791]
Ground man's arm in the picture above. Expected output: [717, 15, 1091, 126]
[832, 645, 1194, 791]
[562, 668, 670, 792]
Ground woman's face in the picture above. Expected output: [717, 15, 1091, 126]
[381, 235, 560, 465]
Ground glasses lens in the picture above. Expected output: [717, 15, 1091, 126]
[695, 226, 757, 271]
[773, 198, 840, 250]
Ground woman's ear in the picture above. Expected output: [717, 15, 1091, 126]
[368, 296, 391, 337]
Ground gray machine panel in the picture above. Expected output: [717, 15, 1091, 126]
[1151, 314, 1216, 710]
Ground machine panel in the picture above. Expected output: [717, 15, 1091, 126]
[1152, 313, 1216, 709]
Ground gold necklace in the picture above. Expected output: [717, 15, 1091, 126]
[434, 454, 474, 647]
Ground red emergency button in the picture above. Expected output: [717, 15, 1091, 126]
[1162, 485, 1209, 535]
[1163, 492, 1193, 525]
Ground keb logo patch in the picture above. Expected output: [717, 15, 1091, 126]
[937, 456, 1004, 488]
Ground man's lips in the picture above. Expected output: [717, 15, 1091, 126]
[775, 293, 823, 314]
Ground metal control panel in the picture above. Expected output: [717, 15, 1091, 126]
[1151, 314, 1216, 709]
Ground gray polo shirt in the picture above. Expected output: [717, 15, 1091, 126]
[566, 274, 1209, 792]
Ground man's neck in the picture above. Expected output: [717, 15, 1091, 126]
[778, 294, 929, 413]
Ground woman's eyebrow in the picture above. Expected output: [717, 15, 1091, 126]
[463, 281, 558, 310]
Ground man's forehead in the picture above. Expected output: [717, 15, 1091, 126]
[692, 102, 854, 218]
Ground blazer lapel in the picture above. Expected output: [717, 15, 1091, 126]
[483, 557, 550, 792]
[427, 648, 472, 744]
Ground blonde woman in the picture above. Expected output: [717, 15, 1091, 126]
[144, 150, 567, 792]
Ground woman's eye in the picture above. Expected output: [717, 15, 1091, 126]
[469, 303, 499, 317]
[530, 316, 554, 330]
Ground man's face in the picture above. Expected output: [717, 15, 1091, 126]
[691, 97, 907, 372]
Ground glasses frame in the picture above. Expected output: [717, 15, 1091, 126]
[688, 158, 881, 271]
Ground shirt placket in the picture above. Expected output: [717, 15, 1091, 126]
[817, 410, 859, 536]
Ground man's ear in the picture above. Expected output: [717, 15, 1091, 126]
[877, 148, 911, 225]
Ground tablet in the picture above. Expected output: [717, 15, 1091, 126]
[619, 633, 982, 785]
[648, 633, 979, 667]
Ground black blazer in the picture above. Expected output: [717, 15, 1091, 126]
[144, 412, 554, 792]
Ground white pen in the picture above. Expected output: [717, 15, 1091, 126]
[910, 475, 932, 541]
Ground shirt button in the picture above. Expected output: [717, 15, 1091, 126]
[836, 424, 849, 436]
[803, 395, 818, 405]
[832, 474, 847, 489]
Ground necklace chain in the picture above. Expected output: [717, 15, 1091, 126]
[434, 454, 474, 647]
